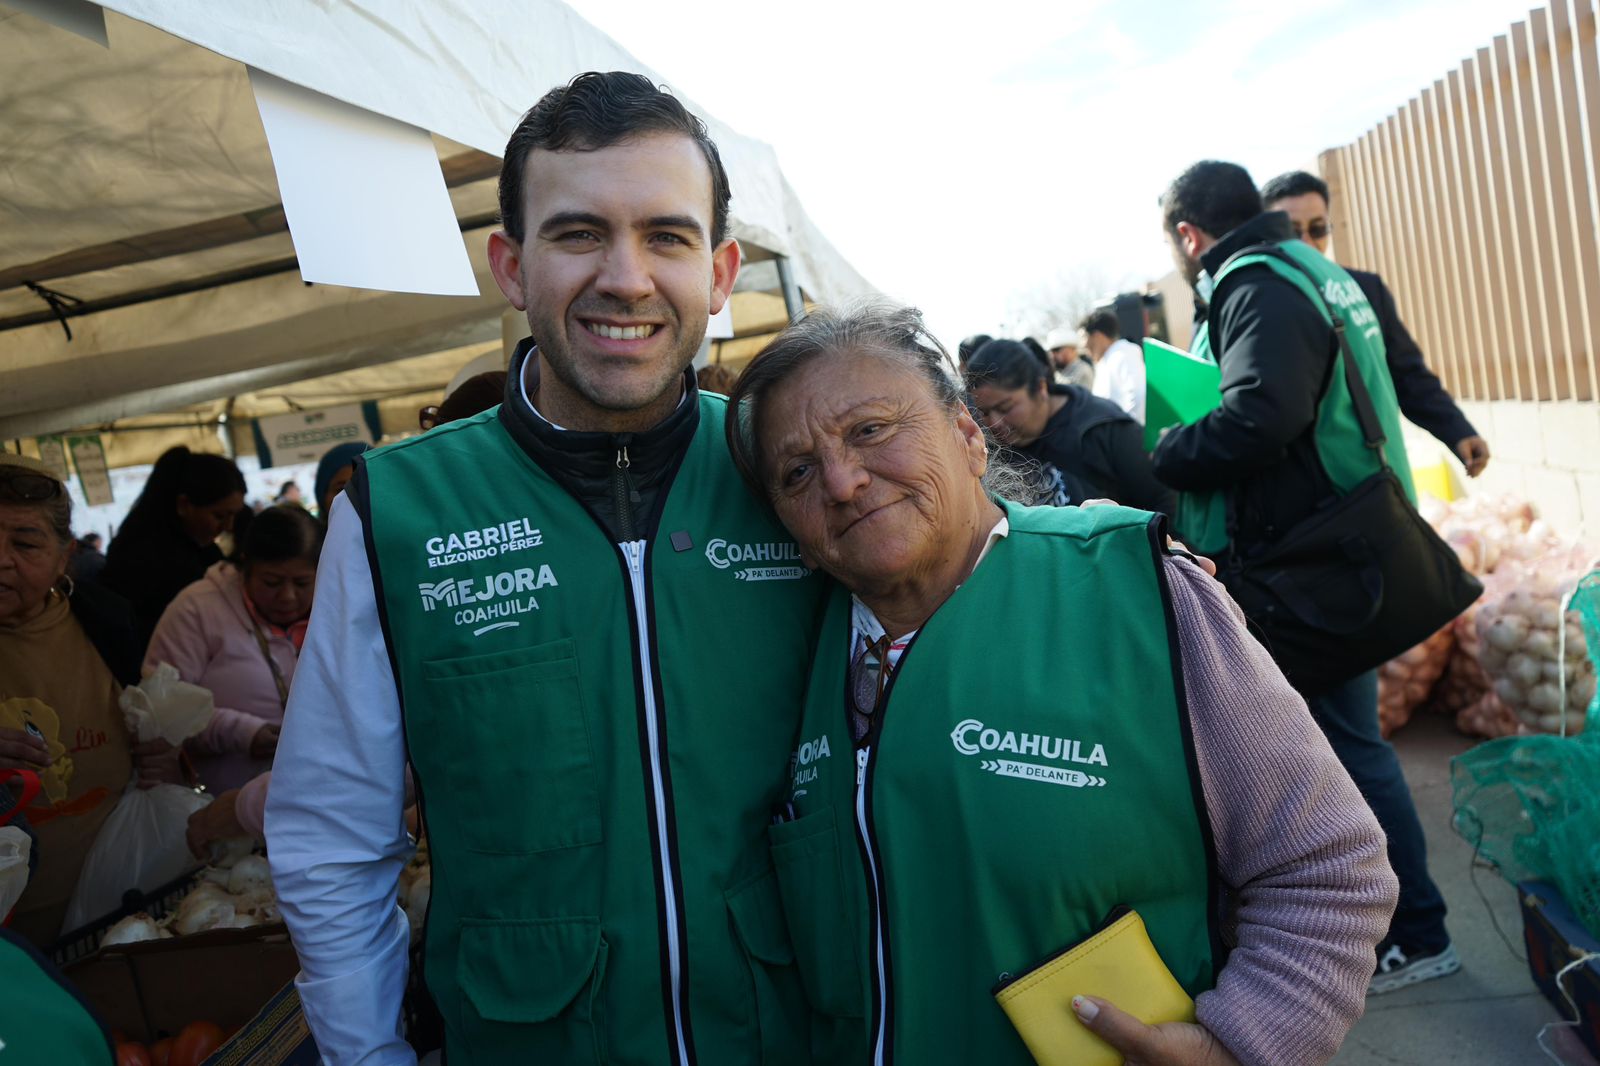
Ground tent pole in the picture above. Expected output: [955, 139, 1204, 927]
[775, 255, 804, 323]
[219, 397, 238, 458]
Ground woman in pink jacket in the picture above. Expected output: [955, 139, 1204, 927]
[146, 505, 324, 844]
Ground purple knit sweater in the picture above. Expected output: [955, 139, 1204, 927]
[1167, 555, 1399, 1065]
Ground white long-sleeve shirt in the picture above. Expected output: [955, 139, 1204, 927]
[1092, 337, 1147, 423]
[266, 495, 417, 1066]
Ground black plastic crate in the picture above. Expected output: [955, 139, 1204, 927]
[51, 867, 205, 968]
[1521, 880, 1600, 1062]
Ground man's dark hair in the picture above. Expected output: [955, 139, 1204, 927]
[1161, 160, 1262, 240]
[498, 71, 732, 247]
[1078, 310, 1120, 340]
[1260, 170, 1330, 207]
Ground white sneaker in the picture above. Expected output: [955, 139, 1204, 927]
[1369, 941, 1461, 995]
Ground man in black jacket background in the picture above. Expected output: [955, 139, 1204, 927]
[1152, 160, 1458, 996]
[1261, 170, 1491, 478]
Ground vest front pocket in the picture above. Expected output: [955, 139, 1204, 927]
[417, 639, 602, 854]
[457, 916, 608, 1063]
[726, 867, 808, 1066]
[768, 807, 867, 1019]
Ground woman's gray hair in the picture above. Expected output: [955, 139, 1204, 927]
[724, 299, 1032, 502]
[0, 463, 73, 545]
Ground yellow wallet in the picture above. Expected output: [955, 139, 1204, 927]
[992, 906, 1195, 1066]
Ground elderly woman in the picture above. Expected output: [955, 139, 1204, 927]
[725, 305, 1398, 1066]
[0, 455, 176, 946]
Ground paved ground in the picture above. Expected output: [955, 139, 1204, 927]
[1333, 711, 1595, 1065]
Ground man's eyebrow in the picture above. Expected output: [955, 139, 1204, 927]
[641, 214, 705, 237]
[537, 210, 609, 235]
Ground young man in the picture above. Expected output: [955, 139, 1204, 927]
[267, 72, 827, 1065]
[1080, 309, 1146, 423]
[1152, 160, 1457, 997]
[1261, 170, 1490, 477]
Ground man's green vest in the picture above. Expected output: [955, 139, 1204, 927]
[1178, 240, 1416, 554]
[360, 397, 826, 1065]
[768, 501, 1219, 1065]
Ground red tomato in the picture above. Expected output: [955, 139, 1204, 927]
[150, 1036, 174, 1066]
[115, 1043, 152, 1066]
[170, 1021, 225, 1066]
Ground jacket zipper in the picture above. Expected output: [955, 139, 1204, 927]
[615, 443, 639, 540]
[623, 537, 693, 1065]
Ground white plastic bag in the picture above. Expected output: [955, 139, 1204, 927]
[121, 662, 215, 746]
[0, 825, 31, 920]
[58, 665, 216, 935]
[60, 782, 210, 934]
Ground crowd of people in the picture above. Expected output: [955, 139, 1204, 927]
[0, 68, 1499, 1066]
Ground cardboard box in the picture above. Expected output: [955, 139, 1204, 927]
[64, 924, 305, 1045]
[1520, 880, 1600, 1061]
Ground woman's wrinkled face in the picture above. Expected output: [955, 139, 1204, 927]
[243, 557, 318, 628]
[176, 492, 245, 547]
[0, 504, 70, 626]
[757, 352, 988, 592]
[970, 379, 1050, 447]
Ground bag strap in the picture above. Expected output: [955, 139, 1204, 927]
[1219, 243, 1391, 472]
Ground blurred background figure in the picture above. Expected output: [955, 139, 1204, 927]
[0, 454, 173, 946]
[696, 363, 739, 395]
[1260, 170, 1490, 478]
[275, 480, 303, 506]
[67, 532, 105, 586]
[145, 505, 325, 797]
[101, 446, 247, 650]
[956, 333, 994, 374]
[1046, 324, 1094, 389]
[966, 339, 1174, 514]
[1081, 309, 1146, 424]
[314, 442, 370, 521]
[418, 370, 509, 431]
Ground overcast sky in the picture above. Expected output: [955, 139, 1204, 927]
[569, 0, 1546, 347]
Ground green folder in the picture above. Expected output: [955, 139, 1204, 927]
[1142, 337, 1222, 451]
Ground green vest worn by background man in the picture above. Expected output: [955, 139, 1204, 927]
[768, 501, 1220, 1065]
[1179, 239, 1416, 554]
[360, 394, 825, 1065]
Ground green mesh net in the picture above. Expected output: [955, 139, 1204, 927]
[1452, 569, 1600, 939]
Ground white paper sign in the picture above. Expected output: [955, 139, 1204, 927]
[2, 0, 108, 47]
[248, 68, 478, 297]
[255, 405, 371, 469]
[67, 434, 113, 506]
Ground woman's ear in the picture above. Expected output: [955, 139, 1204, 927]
[953, 404, 988, 477]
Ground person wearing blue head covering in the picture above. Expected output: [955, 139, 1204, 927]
[314, 442, 370, 521]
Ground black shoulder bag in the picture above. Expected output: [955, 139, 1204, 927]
[1214, 244, 1483, 694]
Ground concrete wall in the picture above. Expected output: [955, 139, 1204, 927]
[1401, 400, 1600, 539]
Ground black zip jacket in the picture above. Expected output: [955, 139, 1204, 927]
[1347, 267, 1479, 450]
[1014, 385, 1176, 515]
[496, 338, 700, 544]
[1151, 211, 1342, 554]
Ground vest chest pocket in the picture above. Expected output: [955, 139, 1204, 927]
[768, 807, 867, 1019]
[415, 639, 602, 854]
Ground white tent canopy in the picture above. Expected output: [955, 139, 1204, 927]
[0, 0, 872, 441]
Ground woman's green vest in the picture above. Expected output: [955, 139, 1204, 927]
[359, 397, 827, 1065]
[1178, 240, 1416, 554]
[767, 501, 1219, 1065]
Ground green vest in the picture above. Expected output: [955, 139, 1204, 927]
[768, 501, 1219, 1065]
[0, 930, 113, 1065]
[361, 398, 827, 1065]
[1177, 240, 1416, 554]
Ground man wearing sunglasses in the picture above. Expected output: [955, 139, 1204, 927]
[1261, 171, 1490, 478]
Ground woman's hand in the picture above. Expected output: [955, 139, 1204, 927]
[249, 723, 281, 760]
[0, 727, 49, 771]
[1072, 996, 1241, 1066]
[186, 788, 244, 858]
[129, 737, 182, 789]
